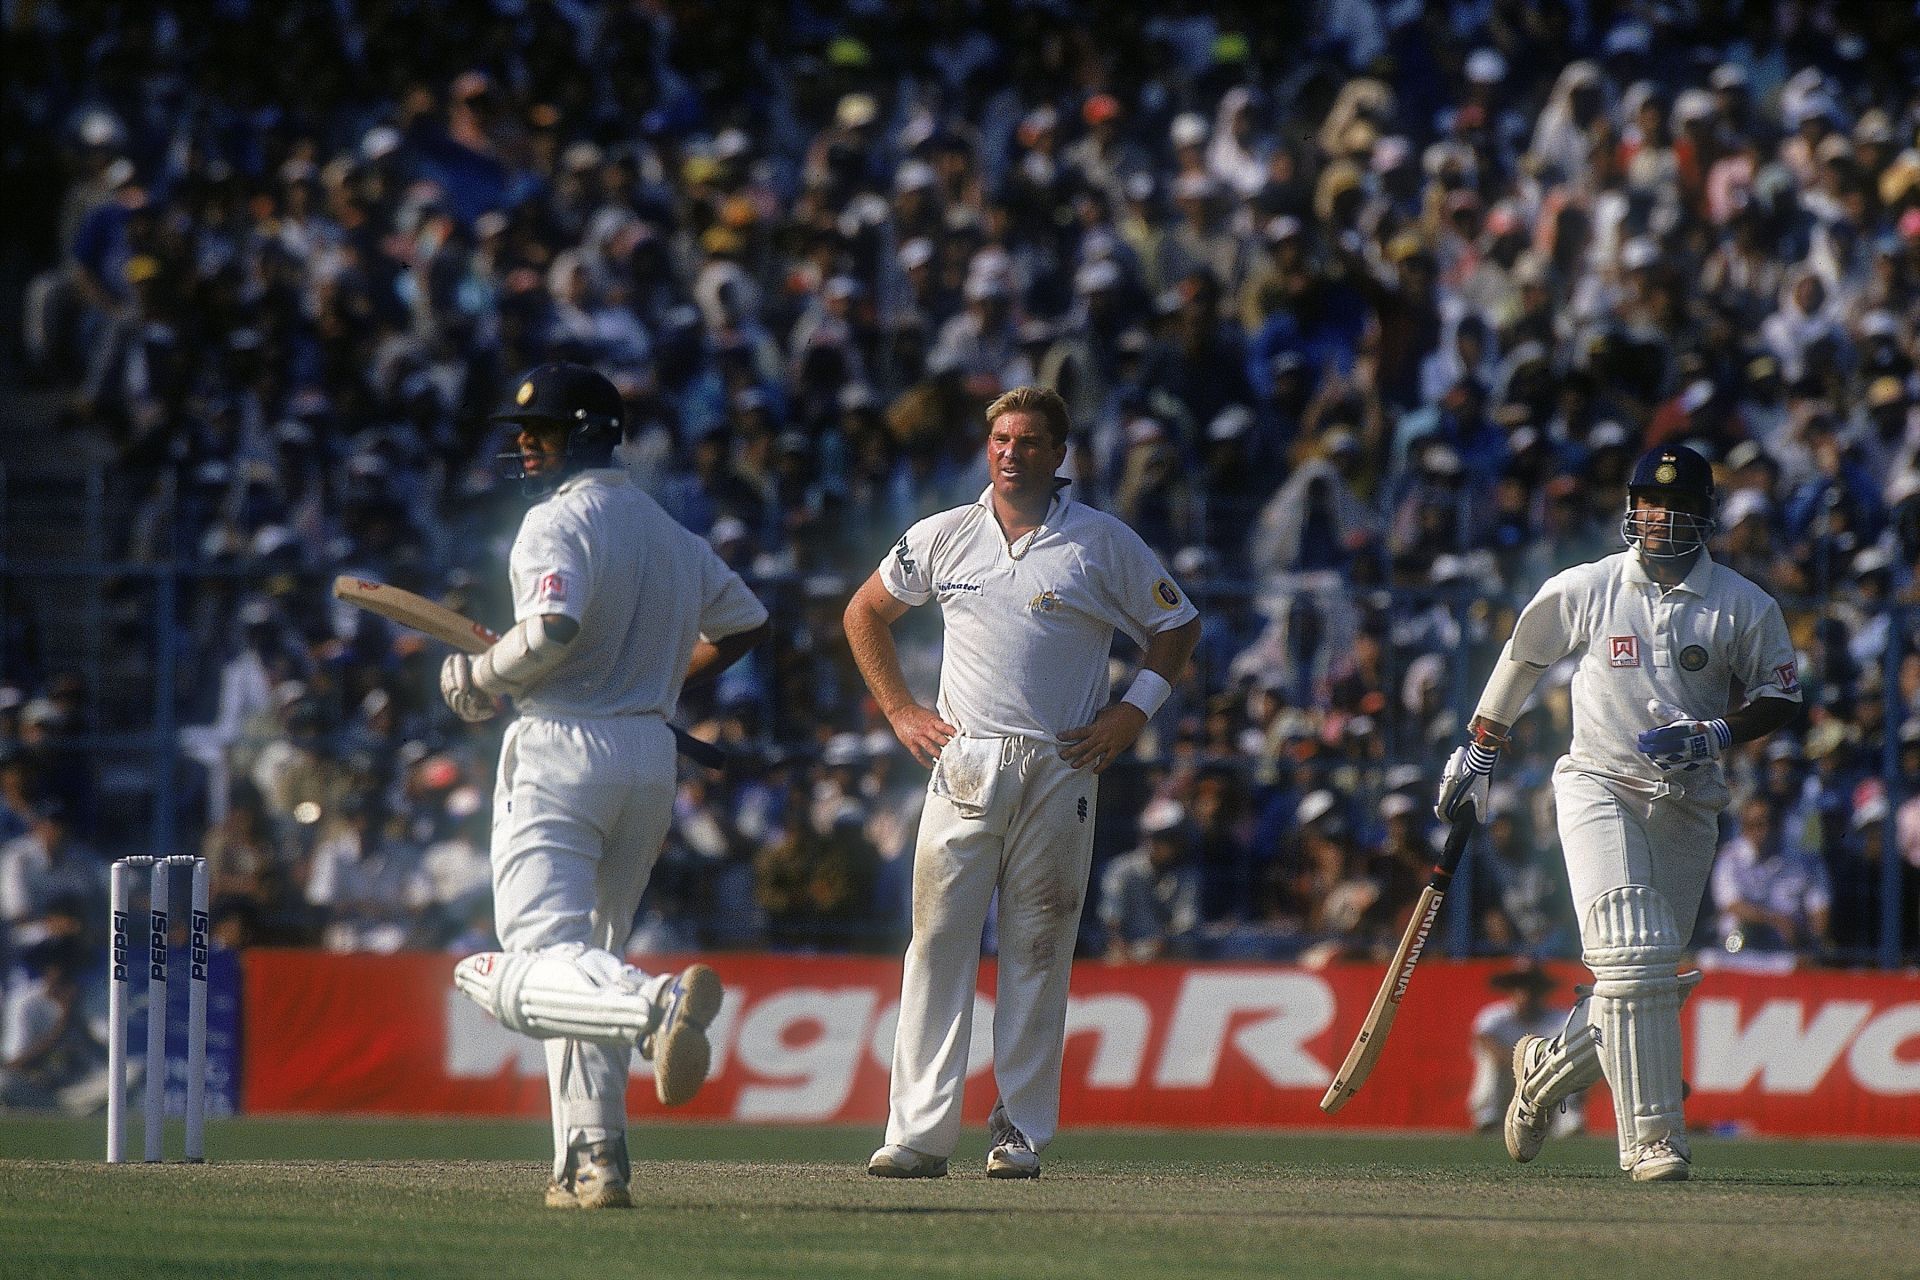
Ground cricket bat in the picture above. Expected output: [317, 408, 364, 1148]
[1318, 811, 1478, 1114]
[332, 575, 726, 770]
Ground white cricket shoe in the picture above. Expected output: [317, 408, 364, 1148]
[1629, 1138, 1692, 1183]
[986, 1099, 1041, 1179]
[642, 964, 723, 1107]
[1504, 1034, 1550, 1163]
[546, 1137, 632, 1209]
[867, 1144, 949, 1178]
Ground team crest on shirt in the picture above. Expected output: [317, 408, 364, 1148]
[1153, 579, 1182, 610]
[1609, 636, 1640, 668]
[1029, 589, 1061, 612]
[1680, 645, 1709, 671]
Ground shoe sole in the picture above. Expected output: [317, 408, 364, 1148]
[1631, 1158, 1691, 1183]
[1504, 1036, 1545, 1164]
[653, 964, 723, 1106]
[574, 1181, 635, 1208]
[868, 1155, 949, 1178]
[986, 1161, 1040, 1179]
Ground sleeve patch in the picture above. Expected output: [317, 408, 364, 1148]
[1153, 578, 1182, 610]
[1775, 660, 1799, 693]
[536, 571, 570, 605]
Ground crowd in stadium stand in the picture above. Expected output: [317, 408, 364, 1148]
[4, 0, 1920, 1066]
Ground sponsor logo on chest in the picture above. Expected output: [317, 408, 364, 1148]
[937, 580, 982, 595]
[1609, 635, 1641, 668]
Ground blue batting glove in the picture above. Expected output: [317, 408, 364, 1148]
[1637, 718, 1731, 773]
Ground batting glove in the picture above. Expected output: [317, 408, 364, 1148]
[440, 654, 500, 723]
[1637, 717, 1730, 773]
[1435, 740, 1499, 823]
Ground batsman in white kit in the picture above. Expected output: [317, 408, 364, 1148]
[442, 363, 769, 1208]
[1437, 444, 1799, 1181]
[845, 386, 1201, 1179]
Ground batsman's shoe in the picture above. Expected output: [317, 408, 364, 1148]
[547, 1136, 632, 1209]
[643, 964, 723, 1106]
[867, 1144, 949, 1178]
[1629, 1138, 1691, 1183]
[985, 1100, 1040, 1178]
[1504, 1035, 1550, 1163]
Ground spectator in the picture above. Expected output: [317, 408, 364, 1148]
[1712, 796, 1834, 962]
[1466, 962, 1583, 1136]
[1098, 800, 1202, 962]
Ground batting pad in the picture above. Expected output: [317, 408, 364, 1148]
[1583, 885, 1688, 1168]
[454, 945, 660, 1045]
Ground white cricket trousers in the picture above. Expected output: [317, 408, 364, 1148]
[885, 736, 1098, 1159]
[1552, 762, 1720, 939]
[491, 714, 676, 1171]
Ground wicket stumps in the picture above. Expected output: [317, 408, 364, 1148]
[107, 855, 210, 1163]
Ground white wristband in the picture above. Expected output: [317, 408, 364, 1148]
[1120, 669, 1174, 720]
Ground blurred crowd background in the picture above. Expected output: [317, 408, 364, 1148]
[6, 0, 1920, 1106]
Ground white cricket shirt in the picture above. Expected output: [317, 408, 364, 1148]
[878, 486, 1198, 739]
[1497, 550, 1800, 794]
[508, 469, 767, 718]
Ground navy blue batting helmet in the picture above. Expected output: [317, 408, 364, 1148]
[1623, 444, 1716, 559]
[493, 363, 625, 492]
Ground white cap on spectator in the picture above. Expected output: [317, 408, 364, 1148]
[1710, 62, 1749, 91]
[1297, 790, 1339, 827]
[1141, 799, 1187, 836]
[1170, 112, 1208, 147]
[1467, 49, 1507, 84]
[1075, 258, 1122, 294]
[1124, 172, 1156, 203]
[361, 126, 402, 162]
[1172, 172, 1216, 201]
[1125, 417, 1165, 447]
[709, 516, 750, 547]
[1381, 793, 1418, 821]
[713, 128, 750, 159]
[1721, 489, 1771, 528]
[1621, 237, 1661, 271]
[1208, 405, 1254, 442]
[823, 732, 865, 767]
[1853, 544, 1897, 578]
[836, 93, 878, 129]
[447, 785, 484, 819]
[21, 698, 62, 728]
[895, 159, 937, 193]
[1371, 135, 1412, 173]
[1589, 421, 1631, 450]
[898, 237, 934, 270]
[1673, 89, 1716, 126]
[1265, 214, 1304, 244]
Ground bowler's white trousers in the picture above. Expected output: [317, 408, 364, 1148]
[885, 735, 1098, 1158]
[491, 714, 676, 1174]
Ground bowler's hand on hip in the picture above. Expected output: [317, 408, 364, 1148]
[440, 654, 502, 723]
[889, 703, 956, 768]
[1059, 704, 1147, 773]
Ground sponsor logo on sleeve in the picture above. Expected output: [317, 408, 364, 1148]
[893, 535, 918, 580]
[537, 571, 569, 604]
[1775, 660, 1800, 692]
[1609, 635, 1640, 668]
[1153, 579, 1182, 610]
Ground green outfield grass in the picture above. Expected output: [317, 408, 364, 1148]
[2, 1118, 1916, 1279]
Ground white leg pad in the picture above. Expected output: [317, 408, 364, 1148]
[454, 945, 660, 1045]
[1583, 885, 1688, 1169]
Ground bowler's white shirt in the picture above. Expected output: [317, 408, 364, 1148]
[879, 486, 1198, 739]
[509, 469, 768, 718]
[1500, 550, 1800, 794]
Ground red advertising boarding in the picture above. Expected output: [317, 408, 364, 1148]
[241, 951, 1920, 1136]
